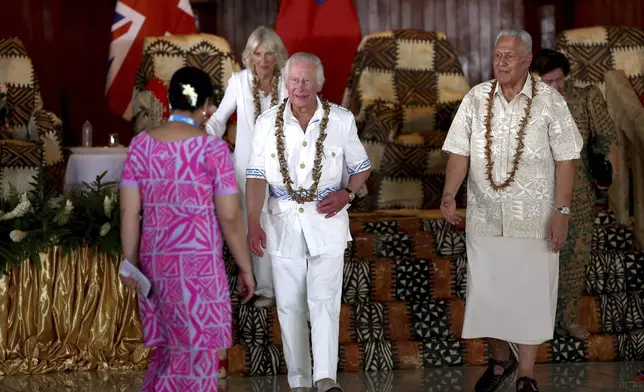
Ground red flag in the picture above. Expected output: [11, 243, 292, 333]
[276, 0, 362, 105]
[106, 0, 197, 120]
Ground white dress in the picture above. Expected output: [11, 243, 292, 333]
[206, 69, 287, 298]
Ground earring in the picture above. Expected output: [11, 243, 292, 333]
[202, 111, 207, 118]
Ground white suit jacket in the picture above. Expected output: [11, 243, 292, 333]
[247, 97, 371, 258]
[206, 69, 287, 201]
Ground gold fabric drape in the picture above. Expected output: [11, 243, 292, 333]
[0, 369, 144, 391]
[0, 246, 150, 376]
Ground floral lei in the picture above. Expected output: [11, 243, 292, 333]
[484, 74, 537, 191]
[274, 98, 331, 204]
[252, 69, 280, 121]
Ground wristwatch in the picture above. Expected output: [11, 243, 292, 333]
[557, 206, 570, 215]
[345, 188, 356, 203]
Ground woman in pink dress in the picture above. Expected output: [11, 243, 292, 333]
[119, 67, 255, 392]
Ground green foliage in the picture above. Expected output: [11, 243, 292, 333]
[0, 171, 121, 274]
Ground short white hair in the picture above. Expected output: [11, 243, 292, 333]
[241, 26, 288, 70]
[283, 52, 325, 87]
[495, 29, 533, 53]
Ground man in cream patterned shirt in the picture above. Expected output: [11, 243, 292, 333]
[441, 29, 582, 392]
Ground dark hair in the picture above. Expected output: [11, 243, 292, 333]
[531, 49, 570, 76]
[168, 67, 214, 111]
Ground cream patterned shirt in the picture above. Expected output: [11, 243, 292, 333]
[442, 76, 583, 239]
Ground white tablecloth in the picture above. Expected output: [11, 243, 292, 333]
[64, 149, 127, 191]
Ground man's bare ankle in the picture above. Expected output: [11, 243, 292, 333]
[518, 370, 535, 379]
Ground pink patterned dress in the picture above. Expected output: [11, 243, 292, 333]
[120, 133, 237, 392]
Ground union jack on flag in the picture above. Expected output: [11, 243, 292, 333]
[106, 0, 197, 120]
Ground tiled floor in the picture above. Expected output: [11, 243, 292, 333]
[1, 362, 644, 391]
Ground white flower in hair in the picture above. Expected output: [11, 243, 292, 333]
[182, 84, 198, 107]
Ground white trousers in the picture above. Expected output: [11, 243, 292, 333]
[240, 189, 273, 298]
[272, 246, 345, 388]
[252, 252, 273, 298]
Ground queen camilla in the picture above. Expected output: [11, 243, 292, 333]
[206, 26, 288, 307]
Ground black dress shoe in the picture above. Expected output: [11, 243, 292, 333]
[474, 354, 518, 392]
[516, 377, 539, 391]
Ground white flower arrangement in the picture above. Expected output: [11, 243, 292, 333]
[0, 172, 124, 273]
[99, 223, 111, 237]
[9, 230, 27, 243]
[48, 196, 64, 208]
[103, 194, 114, 217]
[0, 193, 31, 221]
[182, 84, 198, 107]
[54, 199, 74, 225]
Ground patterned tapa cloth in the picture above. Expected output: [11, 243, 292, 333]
[556, 26, 644, 240]
[556, 83, 619, 329]
[556, 26, 644, 99]
[341, 30, 470, 211]
[0, 38, 65, 197]
[132, 34, 240, 140]
[222, 211, 644, 375]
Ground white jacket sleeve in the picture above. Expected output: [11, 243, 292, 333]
[205, 74, 238, 138]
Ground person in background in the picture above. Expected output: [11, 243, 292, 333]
[532, 49, 619, 340]
[206, 25, 288, 308]
[246, 52, 371, 392]
[120, 66, 255, 392]
[441, 30, 582, 392]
